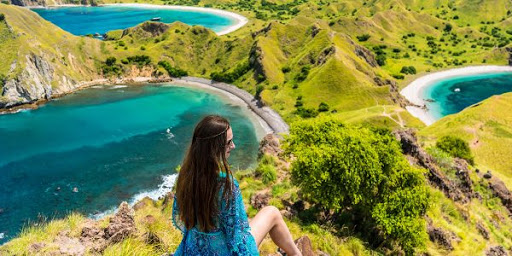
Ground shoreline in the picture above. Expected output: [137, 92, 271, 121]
[0, 76, 288, 136]
[27, 3, 248, 35]
[400, 65, 512, 126]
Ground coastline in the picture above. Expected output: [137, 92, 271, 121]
[400, 65, 512, 125]
[0, 76, 288, 136]
[28, 3, 248, 35]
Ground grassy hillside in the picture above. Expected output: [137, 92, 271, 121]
[420, 93, 512, 188]
[0, 4, 103, 107]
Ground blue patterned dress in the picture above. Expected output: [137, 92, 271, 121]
[172, 175, 259, 256]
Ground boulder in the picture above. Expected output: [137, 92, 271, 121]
[393, 129, 468, 203]
[104, 202, 136, 244]
[476, 222, 490, 240]
[133, 196, 156, 211]
[54, 235, 86, 256]
[250, 191, 270, 210]
[488, 177, 512, 214]
[485, 246, 508, 256]
[28, 242, 46, 253]
[427, 225, 454, 250]
[259, 133, 283, 158]
[453, 158, 474, 198]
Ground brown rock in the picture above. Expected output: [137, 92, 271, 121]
[28, 242, 46, 253]
[488, 177, 512, 214]
[54, 235, 86, 256]
[133, 196, 155, 211]
[486, 246, 508, 256]
[453, 158, 474, 198]
[104, 202, 136, 244]
[354, 44, 378, 67]
[278, 236, 315, 256]
[161, 191, 175, 211]
[295, 236, 315, 256]
[394, 129, 468, 203]
[80, 221, 107, 253]
[259, 134, 283, 158]
[250, 191, 270, 210]
[476, 222, 490, 240]
[427, 225, 453, 250]
[144, 215, 157, 225]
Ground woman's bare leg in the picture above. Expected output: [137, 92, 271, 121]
[249, 206, 302, 256]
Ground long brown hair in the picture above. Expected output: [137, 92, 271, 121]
[175, 115, 233, 232]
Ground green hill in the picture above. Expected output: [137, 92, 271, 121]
[420, 93, 512, 188]
[0, 4, 102, 108]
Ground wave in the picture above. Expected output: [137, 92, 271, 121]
[111, 85, 128, 89]
[90, 173, 178, 220]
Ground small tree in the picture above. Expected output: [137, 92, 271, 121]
[105, 57, 117, 66]
[356, 34, 371, 42]
[436, 135, 474, 164]
[318, 102, 330, 112]
[285, 118, 429, 253]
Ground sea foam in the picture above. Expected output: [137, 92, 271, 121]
[90, 173, 178, 220]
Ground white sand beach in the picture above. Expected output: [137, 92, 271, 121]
[400, 65, 512, 126]
[104, 3, 248, 35]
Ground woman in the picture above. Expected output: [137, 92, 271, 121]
[172, 115, 301, 255]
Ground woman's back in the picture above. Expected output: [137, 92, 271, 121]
[172, 175, 259, 255]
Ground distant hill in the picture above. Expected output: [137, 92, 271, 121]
[0, 4, 102, 108]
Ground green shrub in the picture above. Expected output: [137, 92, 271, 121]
[105, 57, 116, 66]
[356, 34, 371, 42]
[126, 55, 151, 67]
[210, 61, 250, 83]
[255, 85, 264, 98]
[392, 74, 405, 79]
[318, 102, 329, 112]
[285, 118, 429, 254]
[376, 54, 386, 66]
[400, 66, 417, 75]
[436, 135, 474, 164]
[295, 107, 318, 118]
[0, 14, 4, 21]
[158, 61, 188, 77]
[281, 66, 291, 73]
[256, 163, 277, 185]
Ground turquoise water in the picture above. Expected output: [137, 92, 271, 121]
[0, 84, 260, 243]
[31, 5, 236, 36]
[424, 72, 512, 120]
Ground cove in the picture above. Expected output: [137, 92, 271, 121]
[0, 84, 262, 243]
[423, 72, 512, 120]
[30, 4, 243, 36]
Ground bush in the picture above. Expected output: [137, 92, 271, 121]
[105, 57, 117, 66]
[255, 85, 264, 98]
[126, 55, 151, 67]
[436, 136, 474, 164]
[356, 34, 371, 42]
[286, 118, 429, 253]
[281, 66, 291, 73]
[400, 66, 417, 75]
[376, 54, 386, 66]
[444, 23, 453, 32]
[211, 61, 250, 83]
[318, 102, 329, 112]
[295, 107, 318, 118]
[0, 14, 4, 21]
[158, 61, 188, 77]
[255, 160, 277, 185]
[295, 65, 310, 82]
[392, 74, 405, 79]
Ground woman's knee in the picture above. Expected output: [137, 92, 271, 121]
[261, 206, 281, 222]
